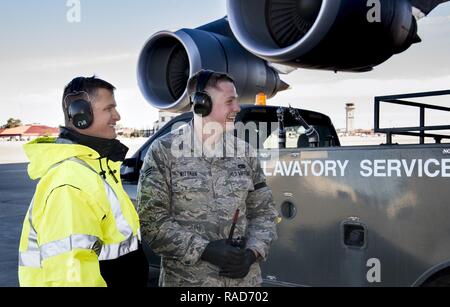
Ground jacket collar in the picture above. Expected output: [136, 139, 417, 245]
[58, 127, 128, 162]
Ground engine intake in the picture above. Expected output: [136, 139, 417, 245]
[137, 18, 289, 112]
[227, 0, 420, 72]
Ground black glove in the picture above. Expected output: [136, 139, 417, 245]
[219, 249, 257, 279]
[201, 239, 245, 269]
[228, 236, 247, 249]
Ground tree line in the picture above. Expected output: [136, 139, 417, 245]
[1, 118, 22, 129]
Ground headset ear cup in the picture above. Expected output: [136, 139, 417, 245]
[72, 113, 92, 129]
[68, 99, 93, 129]
[192, 70, 214, 117]
[193, 92, 212, 117]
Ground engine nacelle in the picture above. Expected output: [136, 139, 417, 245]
[137, 18, 288, 112]
[227, 0, 420, 72]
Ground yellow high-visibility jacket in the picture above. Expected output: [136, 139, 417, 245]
[18, 137, 142, 286]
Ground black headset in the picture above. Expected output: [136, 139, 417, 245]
[64, 77, 94, 129]
[190, 70, 214, 117]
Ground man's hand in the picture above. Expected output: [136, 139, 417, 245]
[201, 239, 245, 269]
[228, 236, 246, 249]
[219, 249, 257, 279]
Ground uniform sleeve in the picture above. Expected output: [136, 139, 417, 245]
[137, 140, 209, 266]
[245, 157, 279, 261]
[37, 185, 107, 287]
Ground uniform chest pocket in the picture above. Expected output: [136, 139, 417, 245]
[228, 173, 254, 193]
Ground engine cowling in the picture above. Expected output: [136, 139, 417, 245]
[227, 0, 420, 72]
[137, 18, 289, 112]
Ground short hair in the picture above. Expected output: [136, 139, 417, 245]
[187, 70, 235, 98]
[62, 76, 116, 125]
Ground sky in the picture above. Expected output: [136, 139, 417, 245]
[0, 0, 449, 130]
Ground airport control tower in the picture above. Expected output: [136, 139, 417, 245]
[346, 103, 355, 134]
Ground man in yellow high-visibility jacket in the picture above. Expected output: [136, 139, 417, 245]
[18, 76, 148, 287]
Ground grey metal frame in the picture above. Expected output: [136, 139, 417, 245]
[374, 89, 450, 144]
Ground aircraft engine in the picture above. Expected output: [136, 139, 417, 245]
[137, 18, 289, 112]
[227, 0, 421, 72]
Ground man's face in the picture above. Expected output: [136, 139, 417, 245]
[204, 81, 240, 132]
[81, 88, 121, 139]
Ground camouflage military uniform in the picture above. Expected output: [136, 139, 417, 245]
[137, 123, 278, 287]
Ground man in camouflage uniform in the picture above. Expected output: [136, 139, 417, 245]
[137, 70, 278, 287]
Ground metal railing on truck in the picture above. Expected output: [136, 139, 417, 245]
[374, 89, 450, 145]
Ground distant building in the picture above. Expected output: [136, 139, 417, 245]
[345, 103, 355, 134]
[116, 127, 136, 137]
[153, 110, 178, 131]
[0, 125, 59, 140]
[144, 110, 179, 137]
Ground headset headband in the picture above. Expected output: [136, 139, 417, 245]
[63, 77, 92, 108]
[196, 70, 214, 94]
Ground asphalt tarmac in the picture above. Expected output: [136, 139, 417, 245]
[0, 163, 36, 287]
